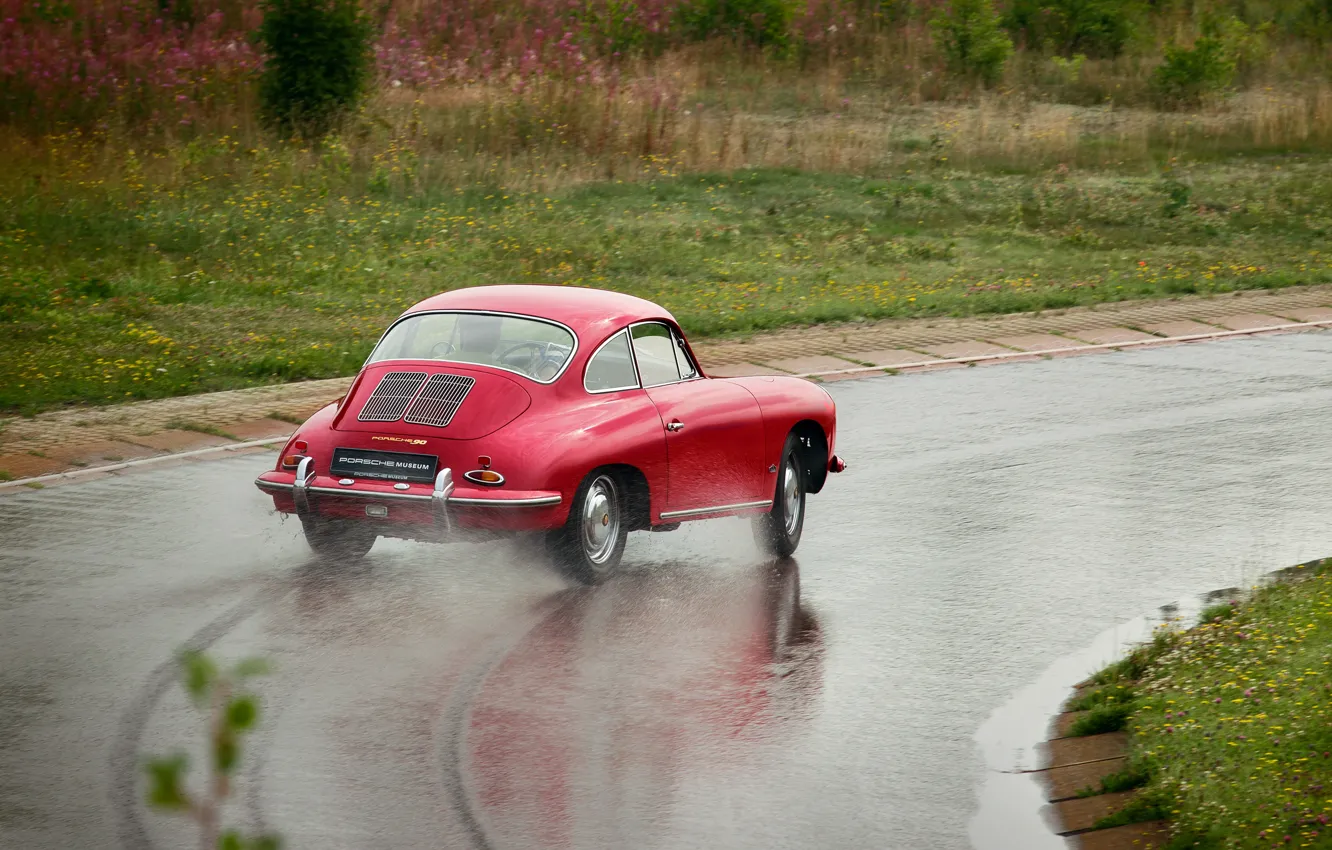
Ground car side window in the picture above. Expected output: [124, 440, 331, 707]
[584, 329, 640, 393]
[631, 323, 685, 387]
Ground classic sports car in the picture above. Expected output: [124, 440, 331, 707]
[255, 285, 845, 582]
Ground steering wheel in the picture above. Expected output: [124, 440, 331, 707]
[430, 340, 456, 358]
[499, 341, 546, 368]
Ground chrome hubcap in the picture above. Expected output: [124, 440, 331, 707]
[782, 454, 802, 536]
[581, 475, 620, 567]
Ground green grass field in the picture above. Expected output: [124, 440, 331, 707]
[4, 140, 1332, 412]
[1074, 560, 1332, 848]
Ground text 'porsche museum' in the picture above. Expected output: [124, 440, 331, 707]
[256, 285, 845, 582]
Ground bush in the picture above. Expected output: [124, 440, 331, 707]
[675, 0, 794, 50]
[257, 0, 374, 138]
[932, 0, 1014, 85]
[1151, 36, 1235, 106]
[1003, 0, 1135, 57]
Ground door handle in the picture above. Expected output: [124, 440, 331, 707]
[665, 420, 684, 432]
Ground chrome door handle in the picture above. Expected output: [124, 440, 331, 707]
[665, 421, 684, 432]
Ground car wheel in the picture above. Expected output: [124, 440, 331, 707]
[301, 517, 376, 561]
[546, 471, 628, 585]
[754, 433, 806, 558]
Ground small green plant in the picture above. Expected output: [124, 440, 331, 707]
[143, 650, 279, 850]
[675, 0, 793, 50]
[257, 0, 374, 138]
[1076, 762, 1151, 797]
[1092, 787, 1170, 829]
[1069, 701, 1135, 736]
[1067, 682, 1134, 712]
[1158, 171, 1192, 217]
[932, 0, 1014, 85]
[1197, 600, 1237, 623]
[0, 469, 13, 482]
[166, 419, 241, 441]
[575, 0, 656, 56]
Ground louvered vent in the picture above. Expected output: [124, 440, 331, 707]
[403, 374, 475, 427]
[358, 371, 428, 422]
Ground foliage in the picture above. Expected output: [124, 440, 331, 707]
[1076, 761, 1152, 796]
[1003, 0, 1136, 58]
[1091, 787, 1171, 829]
[143, 650, 278, 849]
[1069, 701, 1135, 735]
[1105, 559, 1332, 848]
[256, 0, 374, 138]
[674, 0, 795, 50]
[931, 0, 1014, 85]
[1067, 682, 1134, 711]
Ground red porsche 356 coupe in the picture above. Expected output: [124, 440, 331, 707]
[256, 285, 845, 582]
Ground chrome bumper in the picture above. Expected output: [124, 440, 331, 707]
[257, 461, 560, 531]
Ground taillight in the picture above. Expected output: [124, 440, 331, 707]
[282, 439, 309, 470]
[463, 469, 505, 486]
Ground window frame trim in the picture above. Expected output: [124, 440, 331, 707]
[363, 309, 579, 386]
[627, 320, 702, 389]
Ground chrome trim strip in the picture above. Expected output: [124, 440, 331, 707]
[659, 499, 772, 520]
[626, 320, 703, 389]
[364, 309, 580, 385]
[256, 479, 560, 508]
[449, 495, 561, 507]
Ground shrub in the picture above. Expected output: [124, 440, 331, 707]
[932, 0, 1014, 85]
[1151, 35, 1235, 106]
[675, 0, 794, 50]
[1003, 0, 1135, 57]
[1069, 701, 1135, 736]
[257, 0, 374, 138]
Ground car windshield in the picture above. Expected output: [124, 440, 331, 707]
[366, 312, 576, 383]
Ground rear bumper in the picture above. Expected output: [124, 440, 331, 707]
[255, 463, 563, 535]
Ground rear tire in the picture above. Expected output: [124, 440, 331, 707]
[753, 433, 806, 558]
[546, 471, 628, 585]
[301, 517, 377, 561]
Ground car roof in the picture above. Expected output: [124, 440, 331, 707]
[403, 285, 679, 341]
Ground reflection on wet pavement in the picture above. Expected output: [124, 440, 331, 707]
[2, 331, 1332, 850]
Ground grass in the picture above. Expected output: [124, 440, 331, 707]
[4, 135, 1332, 413]
[0, 470, 12, 482]
[265, 411, 306, 426]
[1075, 558, 1332, 848]
[1069, 701, 1136, 736]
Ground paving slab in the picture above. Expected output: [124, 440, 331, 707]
[1070, 327, 1161, 346]
[1209, 312, 1297, 331]
[126, 429, 236, 453]
[762, 354, 861, 374]
[814, 369, 891, 383]
[1075, 821, 1171, 850]
[1052, 790, 1138, 833]
[1042, 757, 1126, 802]
[842, 348, 941, 368]
[1279, 307, 1332, 323]
[988, 333, 1090, 355]
[1140, 320, 1223, 338]
[706, 362, 776, 378]
[1044, 732, 1128, 769]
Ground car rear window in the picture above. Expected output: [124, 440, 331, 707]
[367, 312, 576, 383]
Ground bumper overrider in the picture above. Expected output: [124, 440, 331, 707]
[254, 456, 562, 534]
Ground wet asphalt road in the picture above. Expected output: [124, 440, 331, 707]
[4, 332, 1332, 850]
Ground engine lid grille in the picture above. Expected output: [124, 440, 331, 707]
[358, 371, 428, 422]
[404, 373, 476, 427]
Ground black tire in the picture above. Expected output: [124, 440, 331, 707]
[753, 433, 806, 558]
[546, 470, 628, 585]
[301, 517, 376, 561]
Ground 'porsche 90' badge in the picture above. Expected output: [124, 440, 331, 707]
[371, 436, 428, 446]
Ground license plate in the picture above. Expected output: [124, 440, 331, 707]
[330, 447, 438, 483]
